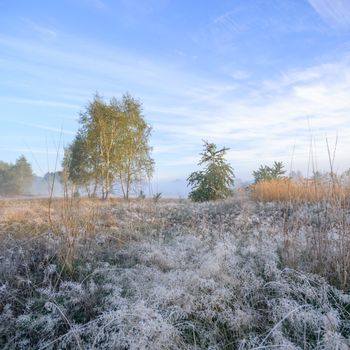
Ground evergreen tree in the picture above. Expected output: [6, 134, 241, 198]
[13, 156, 33, 194]
[253, 161, 286, 184]
[0, 156, 33, 195]
[187, 141, 234, 202]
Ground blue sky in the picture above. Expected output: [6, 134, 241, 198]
[1, 0, 350, 196]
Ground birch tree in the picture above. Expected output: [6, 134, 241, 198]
[114, 94, 154, 199]
[65, 93, 153, 199]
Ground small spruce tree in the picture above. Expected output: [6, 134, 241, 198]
[253, 161, 286, 184]
[187, 141, 235, 202]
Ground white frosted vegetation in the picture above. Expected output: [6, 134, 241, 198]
[0, 199, 349, 349]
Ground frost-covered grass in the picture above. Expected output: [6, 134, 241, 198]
[0, 198, 349, 349]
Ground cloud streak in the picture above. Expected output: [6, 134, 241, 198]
[15, 122, 76, 135]
[308, 0, 350, 28]
[0, 96, 80, 109]
[21, 19, 57, 40]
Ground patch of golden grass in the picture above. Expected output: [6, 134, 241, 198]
[0, 197, 171, 269]
[0, 199, 50, 237]
[252, 178, 350, 203]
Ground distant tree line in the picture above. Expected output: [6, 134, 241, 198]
[0, 156, 33, 195]
[63, 93, 154, 199]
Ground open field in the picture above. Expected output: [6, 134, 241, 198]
[1, 195, 350, 349]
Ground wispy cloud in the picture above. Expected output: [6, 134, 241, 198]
[308, 0, 350, 28]
[204, 1, 324, 54]
[229, 70, 251, 80]
[15, 122, 75, 135]
[0, 96, 80, 109]
[21, 19, 57, 40]
[0, 147, 64, 156]
[212, 11, 244, 35]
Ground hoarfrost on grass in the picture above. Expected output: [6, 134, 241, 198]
[0, 199, 349, 349]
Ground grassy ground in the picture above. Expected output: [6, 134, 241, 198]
[0, 195, 350, 349]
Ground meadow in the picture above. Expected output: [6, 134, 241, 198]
[0, 182, 350, 349]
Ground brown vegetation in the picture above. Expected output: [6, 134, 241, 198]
[252, 177, 350, 203]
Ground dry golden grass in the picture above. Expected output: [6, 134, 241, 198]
[252, 178, 350, 203]
[0, 197, 174, 235]
[0, 197, 173, 270]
